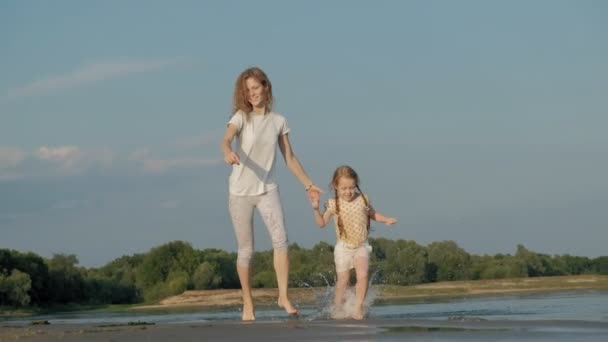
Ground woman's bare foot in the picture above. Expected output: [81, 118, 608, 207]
[241, 302, 255, 321]
[277, 297, 299, 316]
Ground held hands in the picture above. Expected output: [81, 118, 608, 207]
[311, 195, 320, 210]
[223, 151, 240, 165]
[306, 184, 323, 207]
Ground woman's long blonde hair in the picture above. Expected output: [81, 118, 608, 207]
[330, 165, 370, 239]
[232, 67, 274, 118]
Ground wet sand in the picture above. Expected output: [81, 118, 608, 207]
[2, 318, 607, 341]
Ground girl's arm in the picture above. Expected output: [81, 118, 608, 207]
[220, 124, 240, 165]
[311, 199, 333, 228]
[278, 133, 323, 199]
[370, 209, 398, 226]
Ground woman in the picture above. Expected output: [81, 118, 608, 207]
[220, 67, 322, 321]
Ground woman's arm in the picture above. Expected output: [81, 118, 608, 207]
[278, 133, 322, 199]
[221, 124, 240, 165]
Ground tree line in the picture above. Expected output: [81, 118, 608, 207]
[1, 239, 607, 308]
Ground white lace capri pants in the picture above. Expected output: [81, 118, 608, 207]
[228, 187, 289, 267]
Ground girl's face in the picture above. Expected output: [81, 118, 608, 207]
[245, 77, 266, 109]
[336, 177, 357, 202]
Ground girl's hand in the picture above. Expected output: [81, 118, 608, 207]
[385, 217, 398, 226]
[311, 197, 320, 210]
[223, 151, 240, 165]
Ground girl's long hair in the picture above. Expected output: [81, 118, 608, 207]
[232, 67, 274, 119]
[330, 165, 370, 239]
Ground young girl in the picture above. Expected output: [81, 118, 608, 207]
[311, 165, 397, 320]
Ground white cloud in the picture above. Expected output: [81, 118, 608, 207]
[37, 145, 80, 162]
[4, 58, 183, 100]
[36, 145, 113, 175]
[142, 157, 221, 174]
[2, 141, 220, 181]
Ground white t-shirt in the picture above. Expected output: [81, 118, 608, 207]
[227, 111, 290, 196]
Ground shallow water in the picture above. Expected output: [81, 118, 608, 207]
[2, 290, 607, 326]
[373, 290, 608, 322]
[2, 291, 608, 341]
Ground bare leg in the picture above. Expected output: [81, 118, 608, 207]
[237, 264, 255, 321]
[274, 249, 298, 315]
[256, 189, 297, 316]
[352, 256, 369, 320]
[229, 194, 256, 321]
[334, 270, 350, 309]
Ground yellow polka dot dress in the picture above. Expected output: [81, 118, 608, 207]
[325, 194, 370, 248]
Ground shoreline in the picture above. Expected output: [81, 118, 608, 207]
[134, 274, 608, 310]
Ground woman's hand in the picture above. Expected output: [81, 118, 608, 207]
[223, 151, 240, 165]
[306, 184, 323, 204]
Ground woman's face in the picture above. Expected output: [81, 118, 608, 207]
[245, 77, 266, 109]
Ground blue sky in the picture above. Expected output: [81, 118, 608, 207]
[2, 0, 607, 267]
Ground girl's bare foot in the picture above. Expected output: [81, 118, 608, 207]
[352, 305, 365, 320]
[277, 297, 299, 316]
[242, 302, 255, 321]
[330, 304, 348, 320]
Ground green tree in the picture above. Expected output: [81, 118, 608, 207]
[379, 239, 429, 285]
[83, 275, 139, 304]
[0, 249, 50, 305]
[515, 244, 545, 277]
[557, 255, 594, 275]
[192, 262, 222, 290]
[288, 242, 335, 287]
[0, 269, 32, 306]
[166, 271, 189, 295]
[427, 241, 472, 281]
[471, 254, 525, 279]
[252, 270, 277, 288]
[136, 241, 197, 289]
[99, 254, 143, 285]
[369, 237, 392, 262]
[47, 254, 86, 303]
[198, 249, 238, 289]
[143, 282, 172, 303]
[309, 241, 336, 286]
[593, 256, 608, 275]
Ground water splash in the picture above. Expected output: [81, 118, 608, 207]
[297, 274, 335, 321]
[328, 270, 381, 320]
[297, 270, 382, 320]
